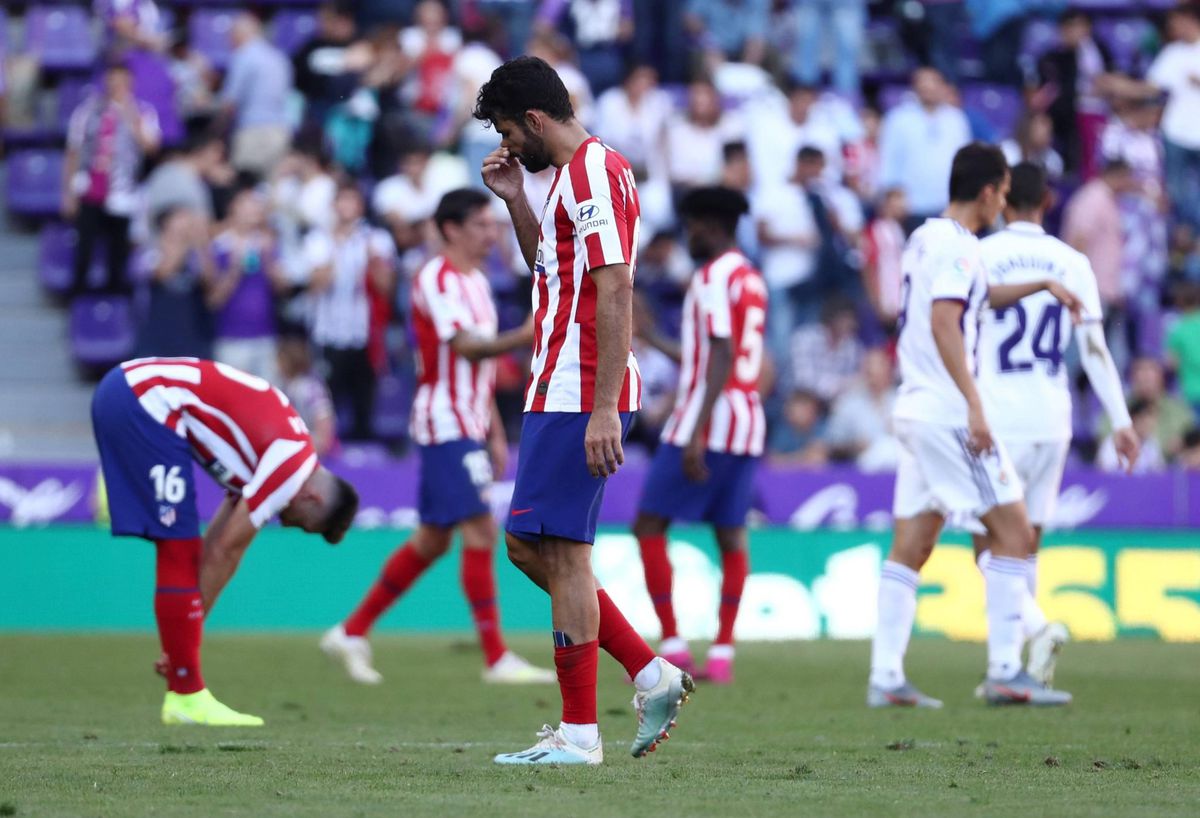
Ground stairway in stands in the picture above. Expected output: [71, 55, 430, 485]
[0, 194, 97, 462]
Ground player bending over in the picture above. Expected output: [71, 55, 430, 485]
[476, 56, 692, 765]
[321, 189, 553, 686]
[91, 358, 358, 726]
[867, 143, 1079, 709]
[969, 162, 1139, 692]
[632, 186, 767, 684]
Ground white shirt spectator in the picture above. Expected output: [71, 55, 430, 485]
[372, 153, 470, 224]
[594, 84, 672, 178]
[879, 100, 971, 215]
[664, 109, 744, 189]
[1147, 37, 1200, 150]
[753, 183, 817, 289]
[743, 94, 843, 192]
[826, 383, 899, 472]
[303, 223, 395, 349]
[221, 36, 293, 129]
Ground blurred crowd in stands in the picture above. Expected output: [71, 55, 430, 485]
[2, 0, 1200, 471]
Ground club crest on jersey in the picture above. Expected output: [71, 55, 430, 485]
[159, 504, 177, 527]
[954, 258, 971, 274]
[998, 470, 1009, 486]
[575, 200, 608, 233]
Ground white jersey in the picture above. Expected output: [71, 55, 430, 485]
[893, 218, 990, 427]
[977, 222, 1104, 442]
[409, 256, 498, 445]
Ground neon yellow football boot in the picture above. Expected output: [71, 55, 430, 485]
[161, 689, 264, 726]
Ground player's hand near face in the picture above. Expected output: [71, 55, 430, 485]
[585, 409, 624, 478]
[1112, 425, 1141, 474]
[682, 431, 710, 482]
[481, 148, 524, 203]
[966, 399, 995, 456]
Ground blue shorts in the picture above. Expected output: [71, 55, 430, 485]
[91, 366, 201, 540]
[418, 439, 492, 527]
[638, 444, 758, 528]
[506, 412, 634, 545]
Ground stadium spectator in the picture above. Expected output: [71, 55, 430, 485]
[400, 1, 464, 133]
[526, 31, 595, 127]
[63, 62, 161, 297]
[1166, 283, 1200, 418]
[207, 189, 288, 382]
[907, 0, 966, 84]
[1001, 110, 1065, 182]
[447, 29, 505, 187]
[963, 0, 1028, 87]
[1036, 9, 1113, 178]
[276, 333, 339, 457]
[1098, 398, 1165, 474]
[293, 1, 370, 129]
[825, 347, 899, 472]
[270, 139, 338, 269]
[720, 141, 759, 263]
[476, 0, 538, 59]
[220, 13, 294, 177]
[861, 187, 908, 331]
[1120, 357, 1196, 458]
[167, 34, 218, 124]
[139, 132, 223, 239]
[372, 144, 470, 253]
[768, 389, 829, 466]
[843, 104, 881, 202]
[684, 0, 770, 68]
[134, 206, 215, 359]
[878, 67, 971, 224]
[98, 0, 183, 146]
[302, 182, 396, 440]
[787, 0, 866, 99]
[1145, 4, 1200, 232]
[805, 147, 866, 298]
[746, 81, 842, 197]
[789, 296, 863, 402]
[593, 63, 671, 181]
[537, 0, 634, 96]
[664, 79, 743, 193]
[1178, 426, 1200, 469]
[754, 146, 821, 373]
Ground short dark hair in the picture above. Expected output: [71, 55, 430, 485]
[798, 145, 826, 164]
[722, 141, 748, 163]
[1058, 8, 1089, 27]
[678, 186, 749, 235]
[321, 476, 359, 545]
[1169, 3, 1200, 24]
[1006, 162, 1049, 212]
[434, 188, 492, 237]
[948, 142, 1009, 203]
[473, 56, 573, 126]
[1128, 397, 1156, 419]
[1101, 157, 1132, 176]
[1183, 425, 1200, 450]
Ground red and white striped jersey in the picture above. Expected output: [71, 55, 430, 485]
[661, 250, 768, 456]
[409, 255, 498, 445]
[120, 358, 318, 528]
[526, 136, 642, 413]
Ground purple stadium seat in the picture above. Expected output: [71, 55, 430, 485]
[372, 372, 411, 441]
[189, 9, 237, 69]
[25, 6, 98, 71]
[878, 84, 911, 112]
[1094, 18, 1154, 74]
[69, 296, 136, 368]
[39, 222, 77, 294]
[271, 10, 318, 55]
[960, 84, 1023, 141]
[56, 77, 96, 134]
[6, 150, 65, 217]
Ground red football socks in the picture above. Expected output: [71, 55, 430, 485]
[715, 549, 749, 646]
[597, 589, 657, 678]
[638, 533, 678, 640]
[154, 538, 205, 694]
[343, 543, 431, 637]
[555, 640, 599, 726]
[461, 548, 508, 666]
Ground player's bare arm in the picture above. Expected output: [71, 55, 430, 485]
[199, 498, 258, 612]
[450, 316, 535, 362]
[930, 298, 992, 455]
[488, 401, 508, 478]
[481, 147, 539, 272]
[989, 280, 1083, 322]
[587, 263, 633, 478]
[683, 336, 733, 482]
[1077, 320, 1140, 473]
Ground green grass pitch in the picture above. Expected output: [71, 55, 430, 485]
[1, 634, 1198, 817]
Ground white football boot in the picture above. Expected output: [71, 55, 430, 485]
[319, 625, 383, 685]
[494, 725, 603, 765]
[482, 651, 556, 684]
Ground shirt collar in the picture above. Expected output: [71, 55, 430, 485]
[1005, 221, 1045, 235]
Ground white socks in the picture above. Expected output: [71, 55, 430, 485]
[560, 722, 599, 749]
[978, 549, 1048, 641]
[633, 658, 662, 691]
[984, 555, 1026, 680]
[659, 636, 688, 656]
[869, 560, 919, 689]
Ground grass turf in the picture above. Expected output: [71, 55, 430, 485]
[0, 634, 1197, 817]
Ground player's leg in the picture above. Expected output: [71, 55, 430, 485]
[154, 536, 205, 695]
[700, 525, 749, 684]
[979, 500, 1071, 705]
[1019, 440, 1071, 685]
[459, 513, 554, 683]
[633, 511, 690, 670]
[868, 510, 945, 708]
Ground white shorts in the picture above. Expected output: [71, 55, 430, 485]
[893, 418, 1023, 520]
[995, 438, 1069, 527]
